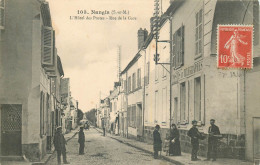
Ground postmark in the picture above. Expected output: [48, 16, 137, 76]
[217, 25, 253, 69]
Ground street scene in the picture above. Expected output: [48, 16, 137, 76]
[0, 0, 260, 165]
[47, 128, 172, 165]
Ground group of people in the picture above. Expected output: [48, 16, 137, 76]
[53, 126, 86, 164]
[153, 119, 221, 162]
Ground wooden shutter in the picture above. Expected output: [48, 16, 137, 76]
[172, 33, 177, 68]
[180, 25, 184, 66]
[42, 26, 53, 65]
[0, 0, 5, 29]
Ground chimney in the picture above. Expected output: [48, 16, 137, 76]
[137, 28, 148, 50]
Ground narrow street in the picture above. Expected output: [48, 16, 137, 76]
[47, 128, 173, 165]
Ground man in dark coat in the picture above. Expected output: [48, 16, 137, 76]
[153, 124, 162, 159]
[205, 119, 221, 161]
[187, 120, 203, 161]
[78, 126, 85, 155]
[53, 126, 70, 164]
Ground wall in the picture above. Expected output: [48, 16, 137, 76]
[245, 57, 260, 161]
[0, 0, 50, 161]
[167, 0, 258, 159]
[143, 19, 171, 143]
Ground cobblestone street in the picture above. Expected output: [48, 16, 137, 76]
[47, 128, 173, 165]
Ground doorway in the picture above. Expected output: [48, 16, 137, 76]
[137, 103, 142, 137]
[1, 104, 22, 156]
[253, 117, 260, 161]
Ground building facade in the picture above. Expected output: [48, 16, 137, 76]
[169, 0, 259, 160]
[0, 0, 63, 161]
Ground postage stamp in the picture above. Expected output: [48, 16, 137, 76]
[217, 25, 253, 69]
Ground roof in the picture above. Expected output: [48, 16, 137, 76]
[120, 0, 184, 75]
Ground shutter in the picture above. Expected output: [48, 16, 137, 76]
[42, 26, 53, 65]
[181, 25, 185, 66]
[172, 33, 177, 68]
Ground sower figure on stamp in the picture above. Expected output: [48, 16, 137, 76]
[153, 124, 162, 159]
[188, 120, 204, 161]
[224, 29, 248, 64]
[78, 126, 85, 155]
[53, 126, 70, 164]
[205, 119, 221, 161]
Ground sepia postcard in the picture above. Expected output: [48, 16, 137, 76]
[0, 0, 260, 164]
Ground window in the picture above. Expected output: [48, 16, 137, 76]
[40, 92, 45, 136]
[146, 62, 150, 86]
[137, 68, 141, 88]
[124, 80, 127, 92]
[155, 65, 159, 81]
[132, 105, 136, 128]
[42, 26, 54, 65]
[174, 97, 178, 123]
[180, 82, 186, 123]
[127, 106, 131, 126]
[132, 73, 136, 91]
[154, 91, 159, 123]
[195, 9, 203, 58]
[173, 26, 184, 68]
[145, 94, 148, 122]
[253, 1, 259, 45]
[0, 0, 4, 29]
[128, 76, 131, 93]
[162, 88, 167, 123]
[194, 77, 201, 121]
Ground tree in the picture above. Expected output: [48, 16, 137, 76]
[86, 108, 97, 126]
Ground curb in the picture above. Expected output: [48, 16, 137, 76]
[94, 128, 184, 165]
[32, 131, 78, 165]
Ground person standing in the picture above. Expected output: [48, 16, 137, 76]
[53, 126, 70, 164]
[187, 120, 202, 161]
[205, 119, 221, 161]
[169, 124, 181, 156]
[78, 126, 85, 155]
[153, 124, 162, 159]
[102, 119, 106, 136]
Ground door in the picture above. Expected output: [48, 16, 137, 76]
[253, 117, 260, 160]
[1, 104, 22, 156]
[137, 103, 142, 136]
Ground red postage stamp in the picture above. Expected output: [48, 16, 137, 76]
[217, 25, 253, 69]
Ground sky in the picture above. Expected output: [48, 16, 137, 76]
[48, 0, 170, 112]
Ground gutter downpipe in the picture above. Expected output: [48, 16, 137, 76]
[142, 47, 146, 141]
[169, 16, 173, 131]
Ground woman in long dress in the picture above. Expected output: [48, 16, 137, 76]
[169, 124, 181, 156]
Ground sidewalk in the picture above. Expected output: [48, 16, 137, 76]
[95, 128, 253, 165]
[0, 129, 79, 165]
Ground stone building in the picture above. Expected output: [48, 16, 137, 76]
[168, 0, 259, 161]
[0, 0, 63, 161]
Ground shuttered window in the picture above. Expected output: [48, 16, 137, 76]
[0, 0, 5, 29]
[173, 26, 184, 69]
[42, 26, 53, 65]
[128, 76, 131, 93]
[132, 73, 136, 91]
[137, 68, 141, 88]
[180, 82, 186, 123]
[195, 9, 203, 58]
